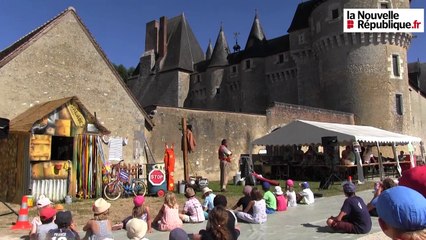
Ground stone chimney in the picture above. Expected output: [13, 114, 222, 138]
[145, 20, 159, 54]
[158, 16, 167, 58]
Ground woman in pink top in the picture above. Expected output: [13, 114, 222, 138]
[153, 192, 183, 231]
[274, 186, 288, 211]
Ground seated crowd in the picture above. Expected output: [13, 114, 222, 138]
[28, 165, 425, 240]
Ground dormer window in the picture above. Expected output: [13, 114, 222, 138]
[232, 65, 237, 73]
[298, 33, 305, 44]
[331, 9, 339, 19]
[196, 75, 201, 83]
[245, 60, 251, 69]
[278, 54, 284, 64]
[378, 0, 391, 9]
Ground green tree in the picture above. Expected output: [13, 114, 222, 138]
[113, 63, 132, 83]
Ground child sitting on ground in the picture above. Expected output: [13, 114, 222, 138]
[232, 185, 253, 214]
[285, 179, 297, 207]
[126, 218, 150, 240]
[82, 198, 114, 240]
[274, 186, 287, 212]
[29, 195, 54, 238]
[201, 187, 216, 219]
[112, 195, 152, 233]
[236, 187, 267, 224]
[152, 191, 183, 231]
[30, 206, 57, 240]
[179, 187, 205, 223]
[296, 182, 315, 205]
[262, 182, 277, 214]
[46, 211, 80, 239]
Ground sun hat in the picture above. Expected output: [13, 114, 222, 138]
[55, 211, 72, 227]
[36, 196, 52, 208]
[185, 187, 195, 198]
[92, 198, 111, 214]
[133, 195, 145, 207]
[202, 187, 213, 195]
[286, 179, 294, 187]
[40, 206, 57, 220]
[243, 185, 252, 195]
[343, 182, 356, 193]
[169, 227, 189, 240]
[262, 181, 271, 189]
[274, 186, 284, 195]
[399, 165, 426, 197]
[126, 218, 148, 240]
[376, 186, 426, 231]
[300, 182, 309, 189]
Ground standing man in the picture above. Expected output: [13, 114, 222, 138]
[218, 139, 232, 192]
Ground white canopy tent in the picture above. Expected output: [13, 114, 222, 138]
[251, 120, 422, 182]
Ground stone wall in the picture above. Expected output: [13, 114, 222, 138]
[0, 12, 147, 163]
[148, 103, 354, 182]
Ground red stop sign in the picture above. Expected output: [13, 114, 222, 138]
[149, 169, 166, 186]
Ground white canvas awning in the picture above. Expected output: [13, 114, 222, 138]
[252, 120, 422, 146]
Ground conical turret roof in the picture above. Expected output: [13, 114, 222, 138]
[208, 26, 229, 68]
[245, 12, 267, 49]
[206, 40, 213, 60]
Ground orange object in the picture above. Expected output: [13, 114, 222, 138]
[11, 196, 32, 230]
[348, 176, 353, 183]
[164, 145, 176, 191]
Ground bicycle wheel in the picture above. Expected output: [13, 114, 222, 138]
[104, 181, 123, 201]
[132, 180, 147, 196]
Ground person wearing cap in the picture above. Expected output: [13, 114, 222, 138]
[285, 179, 297, 207]
[262, 182, 277, 214]
[296, 182, 315, 205]
[126, 218, 149, 240]
[112, 195, 152, 233]
[29, 196, 54, 237]
[376, 186, 426, 239]
[46, 211, 80, 240]
[30, 206, 57, 240]
[83, 198, 114, 240]
[202, 187, 216, 219]
[169, 228, 190, 240]
[152, 192, 183, 231]
[326, 182, 372, 234]
[218, 139, 232, 192]
[274, 186, 287, 212]
[367, 177, 397, 216]
[179, 187, 205, 223]
[235, 187, 267, 224]
[398, 165, 426, 197]
[231, 185, 253, 214]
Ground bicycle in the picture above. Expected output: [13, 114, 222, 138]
[103, 160, 147, 201]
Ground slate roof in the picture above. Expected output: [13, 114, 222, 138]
[206, 40, 213, 60]
[0, 7, 153, 127]
[161, 14, 205, 72]
[245, 13, 267, 49]
[287, 0, 326, 32]
[228, 34, 290, 65]
[408, 62, 426, 96]
[209, 27, 230, 68]
[10, 96, 110, 134]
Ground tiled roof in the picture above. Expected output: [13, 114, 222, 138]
[161, 14, 205, 72]
[408, 62, 426, 96]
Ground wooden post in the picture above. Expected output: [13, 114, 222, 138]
[182, 118, 189, 183]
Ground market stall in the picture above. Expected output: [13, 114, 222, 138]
[0, 96, 109, 203]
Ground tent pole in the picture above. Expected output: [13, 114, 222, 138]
[353, 141, 365, 183]
[392, 143, 402, 176]
[407, 142, 416, 168]
[376, 142, 384, 181]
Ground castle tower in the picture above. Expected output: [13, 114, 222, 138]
[206, 40, 213, 60]
[309, 0, 412, 133]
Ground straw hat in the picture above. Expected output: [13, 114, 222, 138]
[92, 198, 111, 214]
[185, 187, 196, 198]
[202, 187, 213, 195]
[126, 218, 148, 240]
[274, 186, 284, 195]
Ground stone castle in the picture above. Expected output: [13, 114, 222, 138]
[127, 0, 426, 140]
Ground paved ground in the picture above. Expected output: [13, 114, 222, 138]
[1, 189, 388, 240]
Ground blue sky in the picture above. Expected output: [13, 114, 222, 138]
[0, 0, 425, 68]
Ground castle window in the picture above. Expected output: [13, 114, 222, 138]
[278, 54, 284, 64]
[380, 3, 389, 8]
[331, 9, 339, 19]
[245, 60, 251, 69]
[231, 65, 237, 73]
[392, 54, 400, 77]
[378, 0, 392, 9]
[196, 75, 201, 83]
[396, 94, 403, 115]
[298, 33, 305, 44]
[216, 88, 220, 95]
